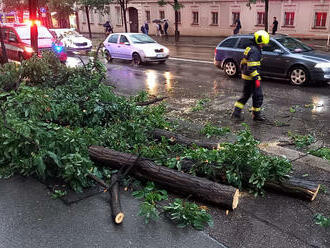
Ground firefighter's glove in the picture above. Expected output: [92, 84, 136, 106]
[255, 79, 261, 88]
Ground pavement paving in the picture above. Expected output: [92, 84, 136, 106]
[0, 176, 226, 248]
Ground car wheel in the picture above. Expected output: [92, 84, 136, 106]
[158, 60, 166, 64]
[132, 53, 142, 66]
[289, 66, 309, 86]
[104, 50, 113, 63]
[223, 60, 238, 78]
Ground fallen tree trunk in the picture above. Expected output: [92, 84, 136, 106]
[264, 178, 320, 201]
[88, 146, 239, 210]
[110, 173, 124, 224]
[154, 129, 320, 202]
[151, 128, 219, 149]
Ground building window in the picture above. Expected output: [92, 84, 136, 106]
[232, 12, 240, 25]
[314, 12, 327, 27]
[146, 10, 150, 23]
[98, 11, 103, 24]
[116, 7, 122, 25]
[192, 11, 199, 24]
[284, 12, 294, 26]
[89, 9, 95, 23]
[257, 12, 265, 25]
[82, 11, 86, 23]
[160, 10, 165, 19]
[212, 12, 218, 25]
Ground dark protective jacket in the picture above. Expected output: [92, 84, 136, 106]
[240, 41, 262, 81]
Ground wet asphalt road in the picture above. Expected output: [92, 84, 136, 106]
[67, 55, 330, 145]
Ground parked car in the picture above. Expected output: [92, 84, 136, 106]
[103, 33, 169, 65]
[0, 23, 67, 63]
[214, 34, 330, 85]
[50, 28, 92, 53]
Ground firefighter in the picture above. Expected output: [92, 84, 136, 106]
[231, 30, 270, 121]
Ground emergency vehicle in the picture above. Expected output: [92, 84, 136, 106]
[0, 23, 67, 63]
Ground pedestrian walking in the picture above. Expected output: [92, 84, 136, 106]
[155, 23, 161, 36]
[163, 20, 169, 39]
[144, 22, 149, 35]
[141, 25, 146, 34]
[231, 30, 270, 121]
[233, 18, 241, 35]
[272, 17, 278, 35]
[103, 21, 113, 35]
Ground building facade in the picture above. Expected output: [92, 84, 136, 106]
[77, 0, 330, 38]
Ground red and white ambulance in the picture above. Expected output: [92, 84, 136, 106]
[0, 23, 67, 63]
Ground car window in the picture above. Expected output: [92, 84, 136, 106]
[276, 37, 313, 53]
[8, 31, 17, 42]
[108, 34, 119, 43]
[237, 38, 253, 49]
[219, 38, 238, 48]
[130, 34, 156, 44]
[15, 26, 53, 40]
[1, 28, 8, 40]
[119, 35, 129, 44]
[262, 40, 281, 52]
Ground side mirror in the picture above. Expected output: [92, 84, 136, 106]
[124, 42, 130, 46]
[273, 49, 283, 54]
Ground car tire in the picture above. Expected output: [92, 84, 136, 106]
[158, 60, 166, 64]
[104, 50, 113, 63]
[132, 53, 142, 66]
[223, 60, 238, 78]
[289, 66, 309, 86]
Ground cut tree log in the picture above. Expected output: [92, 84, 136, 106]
[88, 146, 239, 210]
[264, 177, 320, 201]
[153, 129, 320, 201]
[151, 128, 219, 149]
[110, 173, 124, 224]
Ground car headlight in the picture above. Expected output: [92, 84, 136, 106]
[315, 63, 330, 69]
[144, 50, 155, 57]
[163, 47, 169, 54]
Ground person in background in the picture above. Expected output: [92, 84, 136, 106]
[155, 22, 161, 36]
[272, 17, 278, 35]
[103, 21, 113, 35]
[141, 25, 146, 34]
[163, 20, 169, 39]
[233, 18, 241, 35]
[144, 21, 149, 35]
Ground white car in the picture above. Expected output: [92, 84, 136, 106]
[103, 33, 169, 64]
[49, 28, 93, 53]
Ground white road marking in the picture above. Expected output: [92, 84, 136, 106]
[169, 57, 213, 64]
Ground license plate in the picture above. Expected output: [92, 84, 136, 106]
[157, 54, 164, 58]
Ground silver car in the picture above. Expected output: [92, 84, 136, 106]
[103, 33, 169, 65]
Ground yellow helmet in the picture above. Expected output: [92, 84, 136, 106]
[254, 30, 270, 45]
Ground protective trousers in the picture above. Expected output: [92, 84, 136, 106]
[234, 79, 263, 112]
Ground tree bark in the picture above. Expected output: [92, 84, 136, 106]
[85, 6, 92, 39]
[152, 129, 320, 201]
[174, 8, 179, 42]
[88, 146, 240, 210]
[265, 0, 269, 32]
[264, 177, 320, 201]
[136, 96, 167, 106]
[109, 173, 124, 224]
[151, 128, 219, 150]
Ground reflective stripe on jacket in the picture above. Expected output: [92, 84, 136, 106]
[240, 44, 262, 81]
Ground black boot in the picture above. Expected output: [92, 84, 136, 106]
[231, 107, 244, 121]
[252, 111, 266, 121]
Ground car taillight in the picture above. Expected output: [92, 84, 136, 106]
[214, 48, 217, 56]
[24, 47, 34, 53]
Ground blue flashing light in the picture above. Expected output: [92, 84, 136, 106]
[54, 45, 63, 53]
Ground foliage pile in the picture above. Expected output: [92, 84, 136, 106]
[309, 147, 330, 161]
[0, 54, 293, 228]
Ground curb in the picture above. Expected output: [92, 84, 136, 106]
[259, 142, 330, 173]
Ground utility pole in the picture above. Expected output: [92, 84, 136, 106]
[29, 0, 38, 54]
